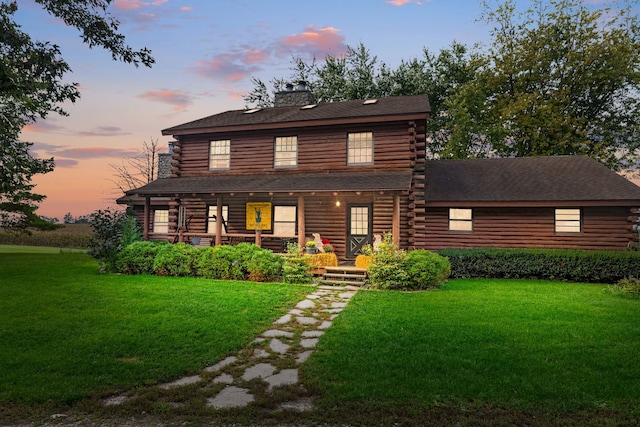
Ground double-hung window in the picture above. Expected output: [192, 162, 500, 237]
[555, 208, 581, 233]
[273, 206, 297, 236]
[347, 132, 373, 165]
[153, 209, 169, 233]
[207, 205, 229, 234]
[209, 140, 230, 170]
[274, 136, 297, 168]
[449, 208, 473, 231]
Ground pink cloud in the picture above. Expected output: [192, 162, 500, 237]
[387, 0, 424, 5]
[194, 50, 267, 82]
[138, 89, 193, 110]
[275, 25, 348, 59]
[113, 0, 168, 9]
[244, 49, 269, 64]
[179, 6, 193, 12]
[22, 121, 65, 133]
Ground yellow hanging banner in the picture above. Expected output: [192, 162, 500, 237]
[246, 202, 272, 231]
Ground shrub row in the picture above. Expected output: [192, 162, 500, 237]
[116, 241, 285, 282]
[438, 248, 640, 284]
[367, 235, 451, 290]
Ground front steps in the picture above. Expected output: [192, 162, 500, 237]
[319, 266, 367, 287]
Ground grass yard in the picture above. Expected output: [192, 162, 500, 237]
[2, 250, 640, 426]
[0, 253, 308, 406]
[305, 279, 640, 423]
[0, 244, 87, 254]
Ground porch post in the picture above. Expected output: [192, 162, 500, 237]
[215, 197, 223, 246]
[392, 194, 400, 245]
[297, 195, 305, 248]
[143, 196, 150, 241]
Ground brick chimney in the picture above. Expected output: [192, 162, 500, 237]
[274, 81, 316, 107]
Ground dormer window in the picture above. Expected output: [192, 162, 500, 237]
[347, 132, 373, 165]
[209, 140, 230, 170]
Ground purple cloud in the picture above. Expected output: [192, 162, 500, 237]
[138, 89, 193, 110]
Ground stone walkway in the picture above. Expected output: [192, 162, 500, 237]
[102, 285, 358, 412]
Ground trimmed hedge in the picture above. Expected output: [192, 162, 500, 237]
[438, 248, 640, 284]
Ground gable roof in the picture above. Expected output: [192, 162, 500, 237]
[162, 94, 430, 136]
[424, 156, 640, 207]
[126, 171, 413, 197]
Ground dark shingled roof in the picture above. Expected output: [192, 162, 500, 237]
[162, 94, 430, 135]
[126, 171, 413, 196]
[424, 156, 640, 205]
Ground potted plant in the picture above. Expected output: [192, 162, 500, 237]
[321, 238, 333, 253]
[305, 240, 317, 254]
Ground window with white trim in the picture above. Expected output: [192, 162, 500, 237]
[347, 132, 373, 165]
[209, 140, 230, 170]
[207, 205, 229, 234]
[274, 136, 297, 168]
[153, 209, 169, 233]
[273, 206, 297, 236]
[449, 208, 473, 231]
[555, 208, 581, 233]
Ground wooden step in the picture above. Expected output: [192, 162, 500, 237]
[323, 272, 366, 280]
[320, 266, 367, 287]
[320, 279, 366, 286]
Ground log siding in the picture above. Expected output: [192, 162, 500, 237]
[418, 206, 637, 251]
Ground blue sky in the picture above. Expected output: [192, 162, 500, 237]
[14, 0, 551, 218]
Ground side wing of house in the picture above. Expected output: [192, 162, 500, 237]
[418, 156, 640, 251]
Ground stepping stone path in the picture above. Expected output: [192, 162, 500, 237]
[102, 285, 357, 412]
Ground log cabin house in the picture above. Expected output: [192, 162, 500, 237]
[120, 84, 640, 259]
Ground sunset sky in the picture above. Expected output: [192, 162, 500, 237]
[14, 0, 597, 219]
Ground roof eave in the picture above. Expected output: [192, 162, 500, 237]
[162, 112, 429, 137]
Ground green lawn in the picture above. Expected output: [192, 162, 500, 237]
[0, 253, 308, 404]
[305, 279, 640, 419]
[0, 244, 87, 254]
[2, 252, 640, 425]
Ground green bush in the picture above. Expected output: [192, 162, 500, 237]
[282, 254, 313, 284]
[115, 241, 166, 275]
[87, 209, 141, 272]
[196, 245, 242, 280]
[405, 250, 451, 290]
[367, 235, 410, 290]
[607, 277, 640, 298]
[246, 250, 284, 282]
[439, 248, 640, 284]
[153, 243, 199, 277]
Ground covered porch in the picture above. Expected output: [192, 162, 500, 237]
[124, 171, 412, 260]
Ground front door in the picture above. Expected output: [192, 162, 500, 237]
[347, 204, 373, 258]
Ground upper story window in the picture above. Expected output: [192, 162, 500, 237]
[274, 136, 297, 168]
[153, 209, 169, 233]
[209, 140, 230, 170]
[207, 205, 229, 234]
[348, 132, 373, 165]
[555, 208, 581, 233]
[449, 208, 473, 232]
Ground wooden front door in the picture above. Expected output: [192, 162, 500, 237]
[347, 204, 373, 258]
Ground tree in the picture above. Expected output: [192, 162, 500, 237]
[442, 0, 640, 169]
[1, 0, 154, 230]
[109, 137, 160, 192]
[63, 212, 74, 224]
[243, 41, 480, 155]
